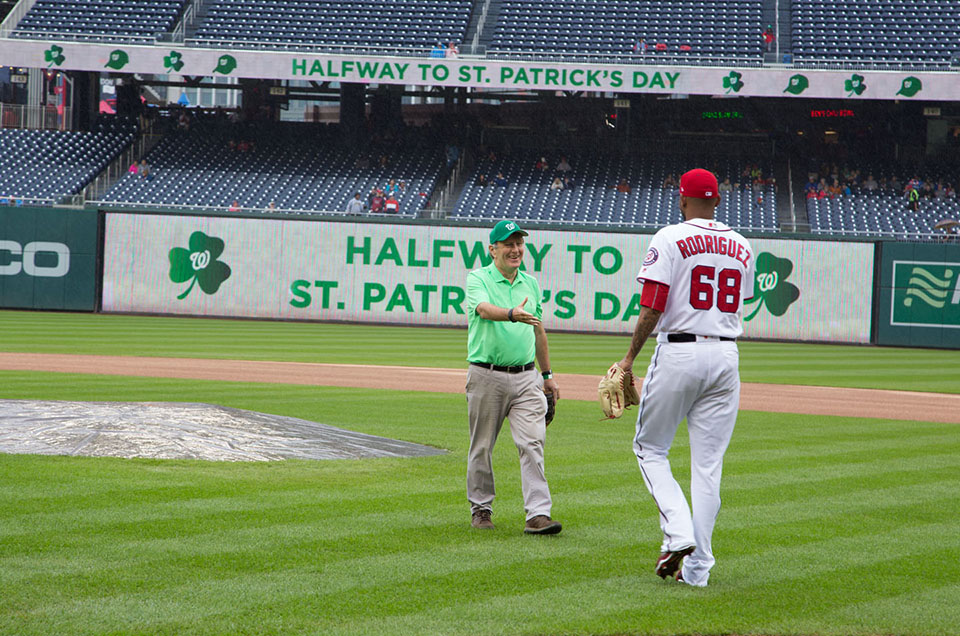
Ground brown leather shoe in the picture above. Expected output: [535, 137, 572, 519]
[523, 515, 562, 535]
[471, 509, 494, 529]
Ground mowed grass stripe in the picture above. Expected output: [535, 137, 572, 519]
[2, 373, 960, 632]
[3, 310, 960, 392]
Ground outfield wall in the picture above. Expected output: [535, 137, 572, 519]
[99, 211, 874, 343]
[875, 243, 960, 348]
[0, 207, 98, 311]
[7, 207, 958, 348]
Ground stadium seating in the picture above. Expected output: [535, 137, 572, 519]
[191, 0, 473, 49]
[0, 119, 135, 203]
[807, 194, 960, 238]
[12, 0, 189, 42]
[99, 123, 445, 215]
[792, 0, 960, 64]
[489, 0, 764, 58]
[451, 153, 778, 231]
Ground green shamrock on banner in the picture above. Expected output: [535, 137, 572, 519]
[783, 74, 809, 95]
[164, 50, 184, 73]
[896, 76, 922, 97]
[213, 54, 237, 75]
[844, 73, 866, 96]
[105, 49, 129, 70]
[722, 71, 744, 94]
[44, 44, 65, 67]
[168, 231, 232, 300]
[744, 252, 800, 321]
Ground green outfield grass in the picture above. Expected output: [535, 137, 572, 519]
[2, 310, 959, 392]
[1, 372, 959, 636]
[2, 311, 960, 635]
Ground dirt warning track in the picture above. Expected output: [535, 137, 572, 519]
[1, 352, 957, 424]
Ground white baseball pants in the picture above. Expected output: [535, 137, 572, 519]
[633, 338, 740, 586]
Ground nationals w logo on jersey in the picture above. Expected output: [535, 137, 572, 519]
[643, 247, 659, 266]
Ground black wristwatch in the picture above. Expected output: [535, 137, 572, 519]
[542, 370, 553, 379]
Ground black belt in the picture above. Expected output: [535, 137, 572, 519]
[667, 333, 736, 343]
[470, 361, 536, 373]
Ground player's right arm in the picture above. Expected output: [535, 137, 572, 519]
[617, 304, 662, 374]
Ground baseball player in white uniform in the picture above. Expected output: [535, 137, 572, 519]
[616, 168, 755, 587]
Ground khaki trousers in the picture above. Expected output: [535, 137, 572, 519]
[466, 364, 552, 520]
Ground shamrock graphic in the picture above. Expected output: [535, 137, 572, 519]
[105, 49, 129, 70]
[44, 44, 65, 67]
[783, 74, 809, 95]
[744, 252, 800, 321]
[168, 231, 231, 300]
[844, 73, 866, 96]
[213, 54, 237, 75]
[163, 50, 184, 73]
[722, 71, 744, 94]
[896, 76, 922, 97]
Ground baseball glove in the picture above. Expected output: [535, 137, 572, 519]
[598, 364, 640, 419]
[544, 391, 556, 426]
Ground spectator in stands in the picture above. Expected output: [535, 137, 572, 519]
[535, 157, 549, 172]
[719, 177, 733, 193]
[267, 201, 277, 211]
[475, 173, 489, 187]
[633, 38, 648, 55]
[550, 177, 564, 191]
[494, 172, 508, 187]
[863, 174, 878, 192]
[804, 176, 817, 194]
[430, 42, 446, 58]
[762, 26, 775, 52]
[445, 42, 459, 59]
[562, 176, 576, 191]
[384, 195, 400, 213]
[556, 156, 572, 173]
[615, 179, 632, 193]
[138, 160, 154, 182]
[906, 186, 920, 212]
[346, 192, 365, 214]
[370, 189, 385, 213]
[128, 161, 139, 175]
[935, 181, 947, 200]
[398, 180, 407, 192]
[662, 174, 677, 188]
[946, 183, 956, 199]
[921, 183, 935, 199]
[385, 179, 401, 195]
[229, 200, 241, 212]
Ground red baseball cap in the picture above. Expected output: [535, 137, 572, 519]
[679, 169, 719, 198]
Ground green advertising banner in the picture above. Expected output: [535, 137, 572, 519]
[0, 38, 958, 100]
[876, 242, 960, 349]
[101, 213, 873, 342]
[0, 207, 98, 311]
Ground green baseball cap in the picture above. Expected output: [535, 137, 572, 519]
[489, 220, 528, 244]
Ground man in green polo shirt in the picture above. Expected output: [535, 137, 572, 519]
[465, 219, 562, 535]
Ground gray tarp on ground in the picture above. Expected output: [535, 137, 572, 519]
[0, 400, 446, 461]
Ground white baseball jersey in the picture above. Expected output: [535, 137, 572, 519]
[637, 218, 755, 338]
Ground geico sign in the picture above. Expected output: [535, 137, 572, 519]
[0, 240, 70, 277]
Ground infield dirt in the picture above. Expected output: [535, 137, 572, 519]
[2, 353, 957, 424]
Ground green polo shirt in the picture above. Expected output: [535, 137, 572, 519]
[466, 263, 543, 366]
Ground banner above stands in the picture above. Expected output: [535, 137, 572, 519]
[0, 38, 957, 100]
